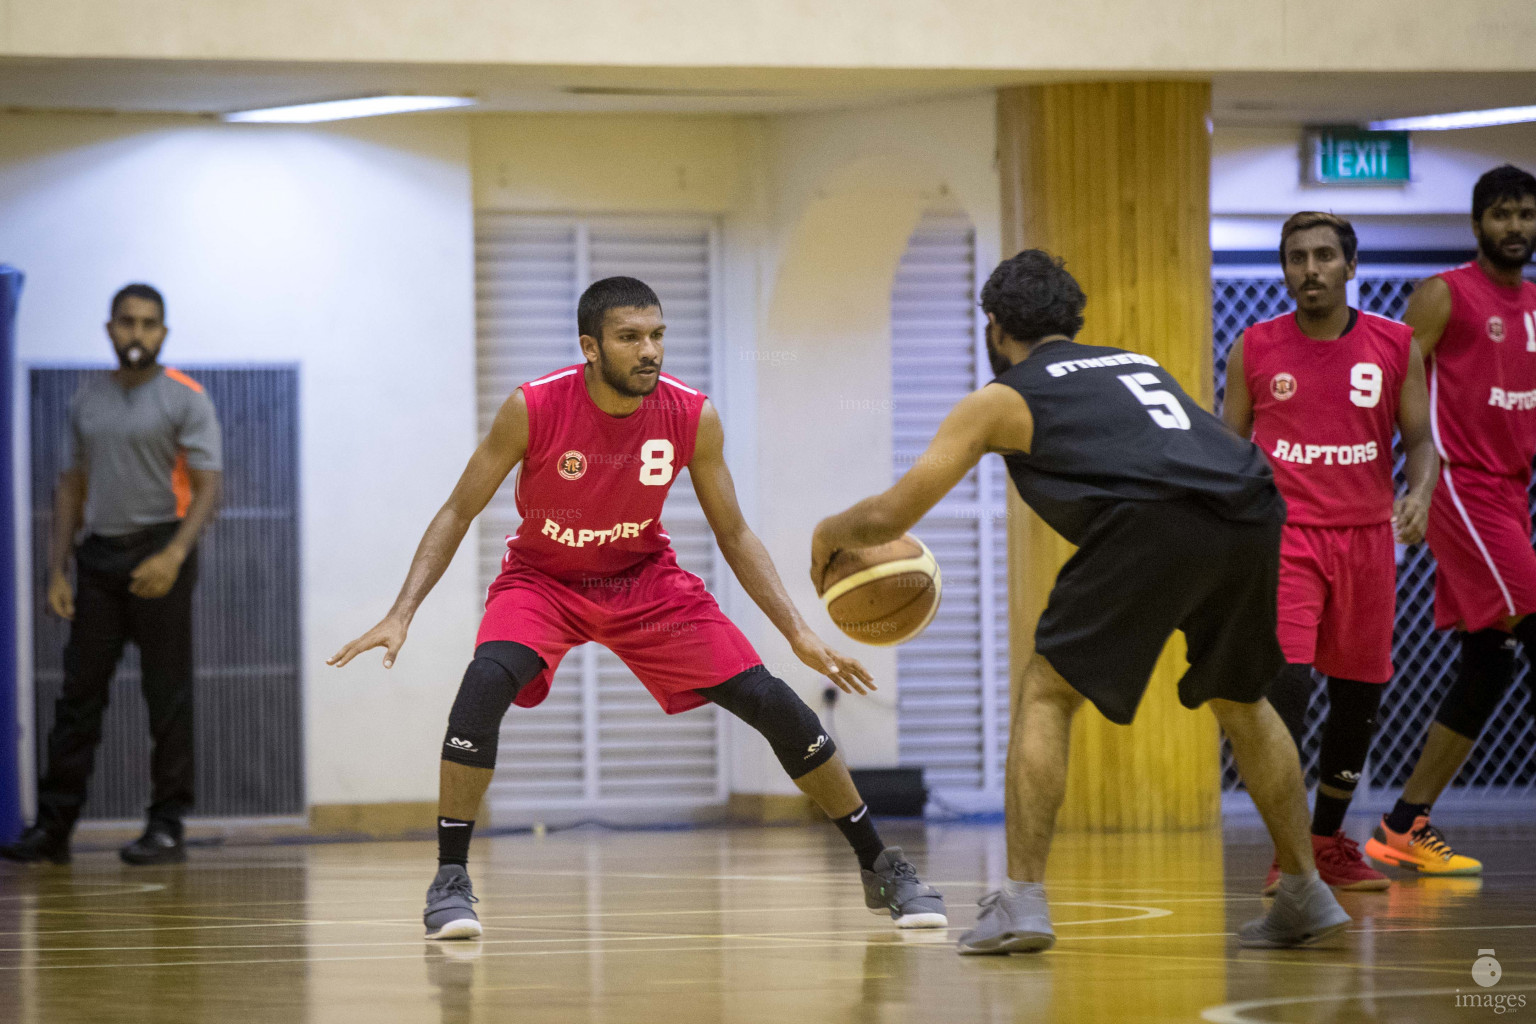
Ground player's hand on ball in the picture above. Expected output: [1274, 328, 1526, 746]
[1392, 494, 1429, 545]
[809, 525, 839, 595]
[791, 628, 875, 695]
[329, 615, 409, 669]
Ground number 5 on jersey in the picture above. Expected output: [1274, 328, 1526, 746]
[1118, 372, 1191, 430]
[639, 439, 675, 486]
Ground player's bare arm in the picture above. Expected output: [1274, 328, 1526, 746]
[690, 400, 875, 695]
[811, 384, 1033, 585]
[1393, 338, 1438, 545]
[1402, 275, 1453, 359]
[1221, 336, 1254, 437]
[329, 388, 530, 669]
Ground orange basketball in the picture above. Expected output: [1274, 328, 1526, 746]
[818, 534, 941, 646]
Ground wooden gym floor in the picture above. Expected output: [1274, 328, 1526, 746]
[1, 821, 1532, 1023]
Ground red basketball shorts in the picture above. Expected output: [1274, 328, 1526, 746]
[476, 547, 761, 714]
[1275, 522, 1396, 683]
[1427, 463, 1536, 632]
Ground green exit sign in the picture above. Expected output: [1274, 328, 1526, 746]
[1305, 128, 1412, 185]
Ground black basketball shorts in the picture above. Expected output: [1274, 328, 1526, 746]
[1034, 498, 1285, 725]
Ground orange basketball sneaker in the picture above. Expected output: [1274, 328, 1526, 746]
[1364, 815, 1482, 876]
[1262, 832, 1390, 894]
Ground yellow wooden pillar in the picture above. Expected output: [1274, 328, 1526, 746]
[998, 82, 1221, 830]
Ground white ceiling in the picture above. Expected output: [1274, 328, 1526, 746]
[2, 58, 1535, 125]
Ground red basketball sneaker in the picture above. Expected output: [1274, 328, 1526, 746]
[1312, 831, 1390, 890]
[1261, 832, 1390, 894]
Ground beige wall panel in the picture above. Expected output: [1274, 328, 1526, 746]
[5, 0, 1535, 72]
[473, 114, 753, 213]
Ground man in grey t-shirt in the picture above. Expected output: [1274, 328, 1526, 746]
[2, 283, 222, 867]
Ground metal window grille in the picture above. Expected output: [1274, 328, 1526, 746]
[29, 366, 303, 821]
[474, 214, 728, 820]
[1213, 272, 1534, 796]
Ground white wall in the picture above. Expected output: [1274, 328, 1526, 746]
[469, 98, 1000, 796]
[1212, 123, 1536, 252]
[0, 112, 478, 809]
[745, 95, 1001, 791]
[0, 93, 996, 812]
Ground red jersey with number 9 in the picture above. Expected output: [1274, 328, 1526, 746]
[1428, 262, 1536, 477]
[501, 364, 706, 582]
[1241, 310, 1411, 526]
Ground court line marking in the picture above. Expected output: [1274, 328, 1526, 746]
[1, 935, 948, 971]
[0, 882, 167, 902]
[8, 920, 1535, 965]
[1048, 945, 1536, 981]
[1200, 985, 1536, 1024]
[0, 902, 1167, 949]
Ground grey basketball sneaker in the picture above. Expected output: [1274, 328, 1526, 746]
[424, 864, 483, 940]
[1238, 874, 1350, 948]
[957, 886, 1055, 954]
[862, 847, 948, 928]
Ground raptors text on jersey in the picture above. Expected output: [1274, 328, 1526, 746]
[502, 364, 708, 581]
[1242, 310, 1411, 526]
[1429, 262, 1536, 476]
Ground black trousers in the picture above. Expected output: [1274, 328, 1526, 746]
[36, 521, 197, 836]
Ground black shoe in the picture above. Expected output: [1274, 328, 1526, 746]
[0, 826, 71, 865]
[120, 825, 186, 866]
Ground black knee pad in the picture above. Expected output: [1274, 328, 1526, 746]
[699, 666, 836, 780]
[1317, 678, 1383, 793]
[1435, 629, 1516, 740]
[442, 641, 545, 769]
[1266, 662, 1315, 753]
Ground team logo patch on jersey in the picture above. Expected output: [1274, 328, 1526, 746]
[558, 450, 587, 480]
[1488, 315, 1507, 342]
[1271, 373, 1298, 400]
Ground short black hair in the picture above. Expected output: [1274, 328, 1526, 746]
[980, 249, 1086, 343]
[1280, 211, 1358, 265]
[577, 277, 662, 340]
[111, 283, 165, 321]
[1472, 164, 1536, 221]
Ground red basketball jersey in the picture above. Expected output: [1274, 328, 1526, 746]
[501, 364, 707, 582]
[1428, 262, 1536, 477]
[1242, 310, 1411, 526]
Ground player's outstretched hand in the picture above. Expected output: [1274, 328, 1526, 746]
[329, 615, 409, 669]
[1393, 493, 1429, 546]
[791, 628, 875, 696]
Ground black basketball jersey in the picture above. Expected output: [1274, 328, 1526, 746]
[994, 339, 1282, 544]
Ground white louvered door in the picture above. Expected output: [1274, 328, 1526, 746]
[892, 212, 1011, 812]
[474, 214, 728, 821]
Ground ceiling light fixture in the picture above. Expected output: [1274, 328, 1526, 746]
[223, 95, 476, 123]
[1369, 104, 1536, 131]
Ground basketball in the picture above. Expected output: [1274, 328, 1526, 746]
[818, 534, 942, 646]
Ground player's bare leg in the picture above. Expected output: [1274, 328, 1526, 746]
[439, 760, 493, 821]
[1212, 698, 1312, 873]
[1400, 724, 1475, 807]
[1212, 697, 1350, 947]
[421, 760, 493, 941]
[1006, 654, 1081, 883]
[789, 752, 946, 928]
[791, 754, 862, 818]
[959, 654, 1077, 954]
